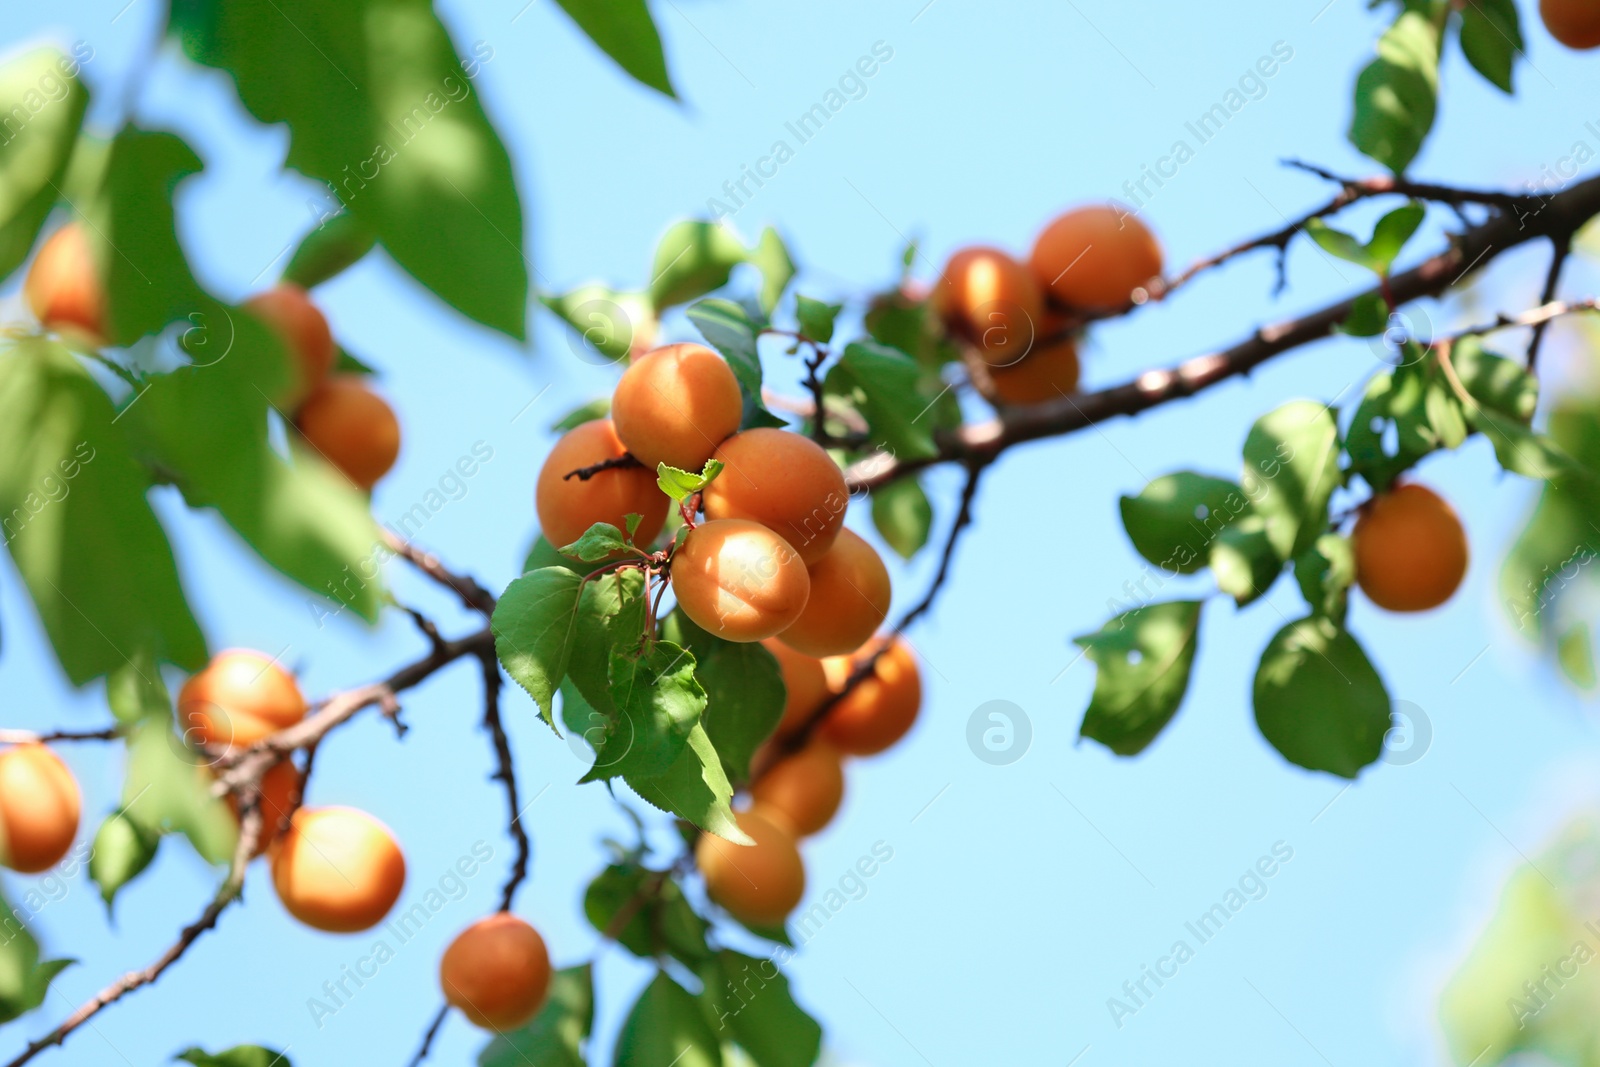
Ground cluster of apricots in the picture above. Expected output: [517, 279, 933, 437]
[932, 204, 1164, 406]
[1352, 482, 1469, 613]
[24, 223, 400, 491]
[1542, 0, 1600, 50]
[176, 650, 552, 1030]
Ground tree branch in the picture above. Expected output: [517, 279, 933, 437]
[384, 531, 498, 617]
[563, 454, 643, 482]
[404, 1005, 450, 1067]
[480, 651, 530, 913]
[1527, 236, 1573, 371]
[0, 728, 120, 745]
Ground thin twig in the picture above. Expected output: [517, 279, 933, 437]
[1527, 236, 1573, 371]
[562, 454, 644, 481]
[383, 530, 498, 617]
[404, 1005, 450, 1067]
[480, 651, 530, 913]
[0, 728, 120, 745]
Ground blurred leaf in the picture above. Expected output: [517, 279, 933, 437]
[0, 885, 72, 1025]
[826, 342, 938, 460]
[660, 610, 784, 783]
[89, 807, 161, 914]
[794, 295, 841, 345]
[1459, 0, 1521, 93]
[479, 964, 593, 1067]
[1304, 220, 1375, 271]
[1364, 202, 1426, 271]
[700, 949, 822, 1067]
[614, 971, 723, 1067]
[1076, 601, 1203, 756]
[1338, 291, 1389, 337]
[552, 397, 611, 433]
[1454, 337, 1538, 421]
[493, 566, 586, 727]
[0, 47, 89, 281]
[627, 723, 746, 842]
[651, 221, 748, 309]
[1349, 9, 1440, 173]
[541, 285, 651, 363]
[560, 522, 633, 561]
[1557, 621, 1596, 689]
[585, 866, 711, 965]
[688, 299, 781, 427]
[750, 228, 796, 315]
[1210, 516, 1280, 606]
[553, 0, 675, 96]
[1119, 472, 1246, 575]
[871, 477, 932, 560]
[281, 211, 376, 289]
[1254, 615, 1390, 778]
[176, 1048, 292, 1067]
[1293, 532, 1356, 622]
[657, 459, 724, 504]
[333, 345, 376, 376]
[584, 640, 704, 781]
[1471, 408, 1586, 481]
[1345, 364, 1435, 490]
[1240, 400, 1341, 560]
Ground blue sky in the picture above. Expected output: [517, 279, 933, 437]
[4, 1, 1600, 1065]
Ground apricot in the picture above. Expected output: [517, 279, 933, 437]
[179, 650, 306, 750]
[229, 760, 302, 853]
[1030, 205, 1162, 312]
[440, 913, 552, 1031]
[761, 639, 831, 738]
[778, 528, 891, 658]
[1353, 483, 1468, 612]
[933, 246, 1043, 364]
[612, 343, 743, 471]
[695, 807, 806, 926]
[701, 429, 848, 564]
[245, 283, 337, 410]
[295, 375, 401, 491]
[988, 337, 1081, 406]
[1541, 0, 1600, 48]
[820, 638, 922, 756]
[271, 806, 406, 933]
[672, 519, 811, 642]
[0, 744, 81, 873]
[751, 742, 844, 837]
[536, 418, 669, 552]
[25, 223, 106, 345]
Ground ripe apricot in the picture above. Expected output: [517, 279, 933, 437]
[933, 246, 1043, 365]
[295, 375, 401, 491]
[1030, 205, 1162, 312]
[179, 650, 306, 750]
[820, 638, 922, 756]
[245, 283, 337, 410]
[761, 639, 831, 738]
[25, 223, 106, 346]
[778, 528, 891, 657]
[751, 742, 844, 837]
[695, 807, 806, 926]
[440, 913, 553, 1030]
[271, 806, 406, 933]
[988, 337, 1081, 406]
[672, 519, 811, 642]
[536, 418, 669, 552]
[1353, 483, 1468, 612]
[701, 429, 848, 564]
[0, 744, 81, 873]
[1541, 0, 1600, 48]
[612, 343, 743, 471]
[229, 760, 302, 853]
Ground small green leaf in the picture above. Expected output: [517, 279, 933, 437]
[657, 459, 725, 504]
[121, 708, 239, 866]
[1459, 0, 1522, 93]
[660, 610, 785, 783]
[1345, 365, 1436, 491]
[826, 342, 939, 460]
[1339, 292, 1390, 337]
[614, 972, 723, 1067]
[750, 228, 796, 315]
[1558, 622, 1597, 689]
[584, 866, 711, 965]
[560, 522, 633, 562]
[1119, 472, 1248, 575]
[1349, 9, 1441, 173]
[687, 298, 781, 427]
[1210, 516, 1281, 606]
[0, 48, 89, 282]
[553, 0, 675, 96]
[333, 346, 375, 376]
[479, 965, 593, 1067]
[651, 221, 749, 309]
[1293, 533, 1356, 621]
[522, 534, 608, 577]
[1254, 615, 1390, 778]
[1364, 202, 1426, 272]
[1454, 337, 1538, 421]
[89, 808, 161, 913]
[700, 949, 823, 1067]
[552, 397, 612, 433]
[871, 477, 933, 560]
[1241, 400, 1341, 561]
[586, 641, 704, 780]
[281, 211, 375, 289]
[493, 567, 587, 727]
[1076, 601, 1203, 756]
[1305, 219, 1377, 272]
[795, 295, 842, 345]
[626, 724, 748, 842]
[175, 1048, 293, 1067]
[541, 286, 651, 363]
[626, 512, 643, 539]
[0, 884, 72, 1024]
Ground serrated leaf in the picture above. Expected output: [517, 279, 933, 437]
[479, 964, 593, 1067]
[871, 477, 932, 560]
[1459, 0, 1521, 93]
[626, 724, 747, 842]
[1241, 400, 1341, 560]
[281, 211, 375, 289]
[660, 610, 785, 783]
[1076, 601, 1203, 756]
[1254, 615, 1390, 778]
[794, 295, 842, 345]
[700, 949, 822, 1067]
[651, 221, 748, 309]
[826, 342, 938, 460]
[657, 459, 725, 504]
[553, 0, 675, 97]
[614, 971, 723, 1067]
[560, 522, 633, 562]
[1349, 9, 1440, 173]
[586, 640, 704, 780]
[492, 567, 587, 727]
[566, 567, 648, 719]
[1119, 472, 1247, 575]
[0, 47, 89, 281]
[89, 807, 161, 914]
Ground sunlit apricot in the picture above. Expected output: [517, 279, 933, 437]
[1030, 205, 1162, 312]
[0, 744, 81, 873]
[1542, 0, 1600, 48]
[778, 528, 891, 657]
[536, 418, 669, 552]
[246, 283, 338, 410]
[295, 375, 401, 491]
[701, 429, 848, 564]
[612, 343, 743, 471]
[751, 742, 845, 837]
[271, 806, 406, 933]
[820, 638, 922, 756]
[695, 807, 805, 926]
[933, 246, 1043, 364]
[179, 650, 306, 750]
[1353, 483, 1468, 612]
[988, 337, 1081, 406]
[671, 519, 811, 642]
[440, 913, 552, 1030]
[25, 223, 105, 345]
[761, 639, 831, 738]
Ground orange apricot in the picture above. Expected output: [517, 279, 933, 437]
[933, 246, 1043, 365]
[1353, 483, 1468, 612]
[245, 283, 338, 410]
[761, 639, 831, 738]
[820, 638, 922, 756]
[179, 650, 306, 751]
[536, 418, 669, 552]
[671, 519, 811, 642]
[0, 744, 81, 873]
[778, 528, 891, 658]
[1542, 0, 1600, 48]
[695, 807, 806, 926]
[701, 429, 848, 564]
[1030, 205, 1162, 312]
[988, 337, 1081, 406]
[612, 342, 743, 471]
[751, 742, 845, 837]
[440, 913, 553, 1031]
[295, 375, 401, 491]
[271, 806, 406, 933]
[25, 223, 106, 346]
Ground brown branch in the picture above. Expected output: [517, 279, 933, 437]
[384, 531, 498, 617]
[480, 651, 529, 913]
[0, 728, 120, 745]
[1527, 236, 1573, 371]
[563, 454, 644, 481]
[404, 1005, 450, 1067]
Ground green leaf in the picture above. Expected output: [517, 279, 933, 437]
[614, 972, 723, 1067]
[794, 295, 842, 345]
[479, 964, 594, 1067]
[492, 566, 587, 727]
[1075, 601, 1203, 756]
[175, 1047, 292, 1067]
[0, 48, 89, 281]
[1345, 364, 1439, 490]
[171, 0, 528, 337]
[657, 459, 725, 504]
[1349, 9, 1441, 173]
[660, 610, 785, 782]
[1293, 533, 1356, 622]
[89, 807, 161, 913]
[1240, 400, 1341, 560]
[1459, 0, 1522, 93]
[552, 397, 612, 433]
[1253, 615, 1391, 778]
[651, 221, 749, 309]
[750, 228, 796, 315]
[626, 724, 747, 842]
[281, 211, 376, 289]
[1304, 219, 1376, 272]
[1471, 408, 1587, 481]
[826, 342, 939, 460]
[1454, 337, 1538, 421]
[333, 345, 376, 376]
[1364, 202, 1426, 271]
[540, 285, 651, 364]
[585, 866, 711, 965]
[871, 477, 933, 560]
[0, 338, 206, 684]
[1119, 472, 1247, 575]
[1339, 292, 1390, 337]
[560, 522, 634, 562]
[687, 298, 781, 427]
[120, 677, 239, 865]
[0, 885, 72, 1025]
[553, 0, 675, 97]
[1558, 622, 1597, 689]
[585, 640, 705, 780]
[1210, 516, 1280, 606]
[566, 567, 648, 720]
[700, 949, 823, 1067]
